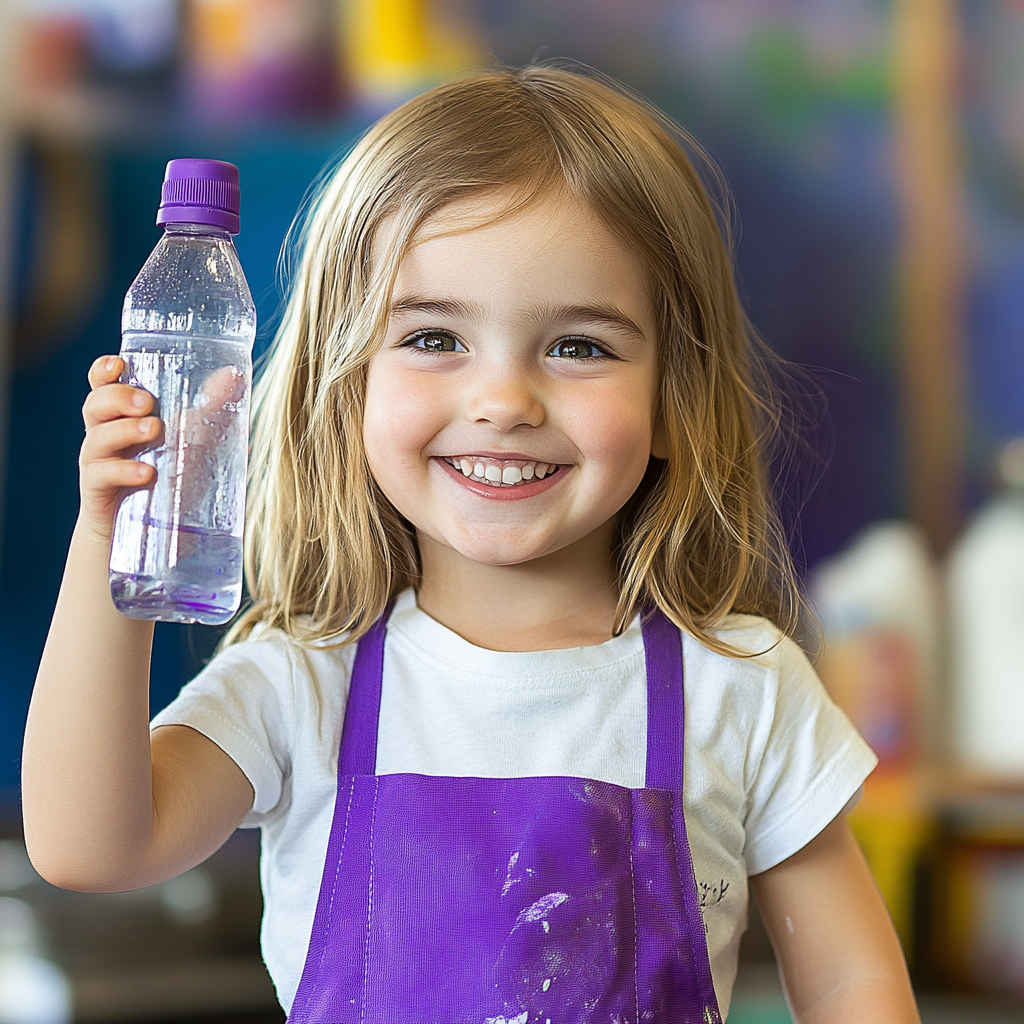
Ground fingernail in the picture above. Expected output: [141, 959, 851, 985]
[138, 418, 151, 434]
[132, 391, 148, 408]
[105, 357, 117, 372]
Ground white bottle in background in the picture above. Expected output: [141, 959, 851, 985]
[948, 439, 1024, 777]
[810, 522, 940, 769]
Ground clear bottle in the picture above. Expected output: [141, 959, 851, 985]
[108, 158, 256, 625]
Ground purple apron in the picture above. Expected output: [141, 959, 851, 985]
[288, 607, 723, 1024]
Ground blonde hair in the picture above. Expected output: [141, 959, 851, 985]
[226, 65, 803, 655]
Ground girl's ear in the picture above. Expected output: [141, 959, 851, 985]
[651, 417, 669, 460]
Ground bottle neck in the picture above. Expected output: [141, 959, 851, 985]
[162, 222, 233, 240]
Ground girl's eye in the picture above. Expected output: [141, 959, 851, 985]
[405, 331, 465, 353]
[548, 337, 607, 361]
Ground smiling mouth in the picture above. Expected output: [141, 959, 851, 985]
[441, 456, 562, 488]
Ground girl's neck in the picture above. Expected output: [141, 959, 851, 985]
[415, 523, 620, 652]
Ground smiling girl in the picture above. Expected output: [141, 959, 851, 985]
[24, 67, 919, 1023]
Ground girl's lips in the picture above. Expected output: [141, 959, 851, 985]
[434, 456, 567, 500]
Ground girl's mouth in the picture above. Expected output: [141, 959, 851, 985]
[441, 456, 562, 488]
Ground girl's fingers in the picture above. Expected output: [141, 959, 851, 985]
[79, 357, 160, 535]
[83, 382, 153, 430]
[81, 456, 155, 496]
[81, 417, 162, 464]
[87, 355, 123, 390]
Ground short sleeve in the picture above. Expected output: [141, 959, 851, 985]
[150, 636, 295, 827]
[743, 636, 877, 875]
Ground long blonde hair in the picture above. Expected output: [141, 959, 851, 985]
[227, 65, 802, 654]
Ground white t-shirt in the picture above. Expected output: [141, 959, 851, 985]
[151, 589, 876, 1017]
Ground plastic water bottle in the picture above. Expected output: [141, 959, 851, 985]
[108, 159, 256, 625]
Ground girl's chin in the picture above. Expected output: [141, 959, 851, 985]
[420, 530, 570, 569]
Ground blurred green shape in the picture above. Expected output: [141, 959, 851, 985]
[726, 995, 794, 1024]
[744, 20, 889, 125]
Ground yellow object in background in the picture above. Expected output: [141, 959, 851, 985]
[189, 0, 247, 69]
[348, 0, 426, 75]
[342, 0, 480, 100]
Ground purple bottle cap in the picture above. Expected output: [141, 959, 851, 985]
[156, 158, 241, 234]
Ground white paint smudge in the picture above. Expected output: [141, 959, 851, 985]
[515, 891, 570, 926]
[501, 851, 521, 896]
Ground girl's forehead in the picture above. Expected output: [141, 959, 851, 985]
[402, 190, 645, 278]
[389, 189, 656, 340]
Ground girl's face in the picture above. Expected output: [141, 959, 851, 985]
[363, 189, 663, 571]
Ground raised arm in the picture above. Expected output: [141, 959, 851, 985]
[22, 355, 253, 892]
[750, 813, 920, 1024]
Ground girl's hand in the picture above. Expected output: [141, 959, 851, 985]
[79, 355, 162, 543]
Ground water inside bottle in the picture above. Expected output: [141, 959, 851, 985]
[109, 332, 250, 626]
[110, 524, 242, 625]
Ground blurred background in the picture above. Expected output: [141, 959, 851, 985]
[0, 0, 1023, 1021]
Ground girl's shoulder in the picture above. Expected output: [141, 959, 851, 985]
[704, 611, 784, 649]
[697, 612, 805, 669]
[683, 613, 825, 714]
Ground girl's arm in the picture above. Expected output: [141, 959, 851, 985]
[750, 813, 920, 1024]
[22, 355, 253, 892]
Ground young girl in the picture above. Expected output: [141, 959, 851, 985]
[24, 67, 919, 1023]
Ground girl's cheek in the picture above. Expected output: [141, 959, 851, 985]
[364, 362, 447, 457]
[391, 375, 446, 434]
[603, 427, 657, 484]
[569, 391, 655, 461]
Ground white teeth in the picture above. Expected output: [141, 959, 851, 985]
[444, 456, 559, 487]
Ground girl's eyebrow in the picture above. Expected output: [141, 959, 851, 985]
[389, 297, 466, 318]
[548, 303, 648, 341]
[389, 296, 648, 341]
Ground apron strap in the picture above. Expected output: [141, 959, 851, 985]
[338, 601, 394, 775]
[641, 608, 685, 792]
[340, 600, 686, 792]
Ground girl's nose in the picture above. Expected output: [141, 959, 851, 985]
[463, 367, 545, 431]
